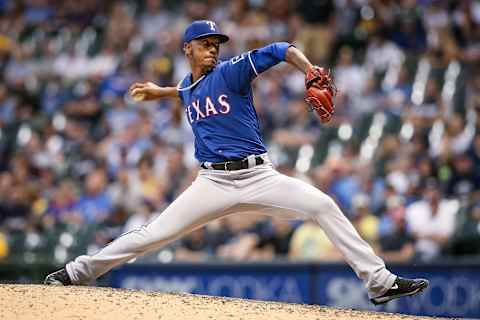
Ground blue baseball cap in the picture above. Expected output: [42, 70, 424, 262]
[183, 20, 229, 44]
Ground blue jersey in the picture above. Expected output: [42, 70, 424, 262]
[177, 42, 292, 163]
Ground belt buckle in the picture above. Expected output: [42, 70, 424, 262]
[224, 161, 230, 171]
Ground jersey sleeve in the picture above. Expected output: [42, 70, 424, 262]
[220, 42, 292, 94]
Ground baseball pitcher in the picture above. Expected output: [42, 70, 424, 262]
[45, 20, 428, 305]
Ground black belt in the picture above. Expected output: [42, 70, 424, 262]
[201, 156, 264, 171]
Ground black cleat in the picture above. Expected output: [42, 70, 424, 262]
[371, 277, 429, 305]
[44, 268, 72, 286]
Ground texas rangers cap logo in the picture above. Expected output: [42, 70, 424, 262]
[206, 21, 216, 31]
[183, 20, 229, 44]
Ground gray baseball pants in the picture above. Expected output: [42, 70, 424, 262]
[66, 154, 395, 298]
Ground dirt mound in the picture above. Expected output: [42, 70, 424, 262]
[0, 284, 440, 320]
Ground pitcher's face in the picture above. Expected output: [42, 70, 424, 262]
[185, 36, 221, 74]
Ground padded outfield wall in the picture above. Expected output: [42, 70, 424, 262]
[109, 262, 480, 318]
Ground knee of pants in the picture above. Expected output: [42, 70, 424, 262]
[308, 193, 342, 219]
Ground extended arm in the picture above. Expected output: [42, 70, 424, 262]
[129, 81, 179, 101]
[285, 46, 337, 123]
[285, 46, 313, 74]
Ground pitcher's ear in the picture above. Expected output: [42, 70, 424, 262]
[183, 42, 192, 57]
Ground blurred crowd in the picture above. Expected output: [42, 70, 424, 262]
[0, 0, 480, 266]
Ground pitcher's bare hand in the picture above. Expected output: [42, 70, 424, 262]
[129, 82, 178, 101]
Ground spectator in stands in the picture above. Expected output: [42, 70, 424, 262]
[216, 214, 273, 261]
[468, 132, 480, 176]
[128, 153, 165, 209]
[365, 30, 404, 76]
[73, 167, 113, 224]
[406, 179, 459, 261]
[94, 205, 130, 248]
[108, 168, 132, 210]
[289, 220, 342, 262]
[0, 182, 31, 230]
[45, 179, 79, 225]
[254, 217, 295, 259]
[0, 83, 16, 125]
[350, 76, 382, 120]
[105, 97, 139, 134]
[175, 218, 235, 262]
[351, 194, 379, 245]
[445, 153, 480, 198]
[139, 0, 173, 42]
[175, 226, 211, 262]
[176, 218, 234, 262]
[334, 46, 367, 99]
[377, 195, 415, 263]
[327, 157, 361, 215]
[449, 202, 480, 256]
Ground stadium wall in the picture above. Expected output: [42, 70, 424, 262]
[108, 262, 480, 318]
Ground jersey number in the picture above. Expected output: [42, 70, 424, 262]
[231, 54, 245, 65]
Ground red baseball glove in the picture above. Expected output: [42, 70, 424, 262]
[304, 66, 337, 123]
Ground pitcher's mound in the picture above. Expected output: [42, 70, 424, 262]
[0, 284, 437, 320]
